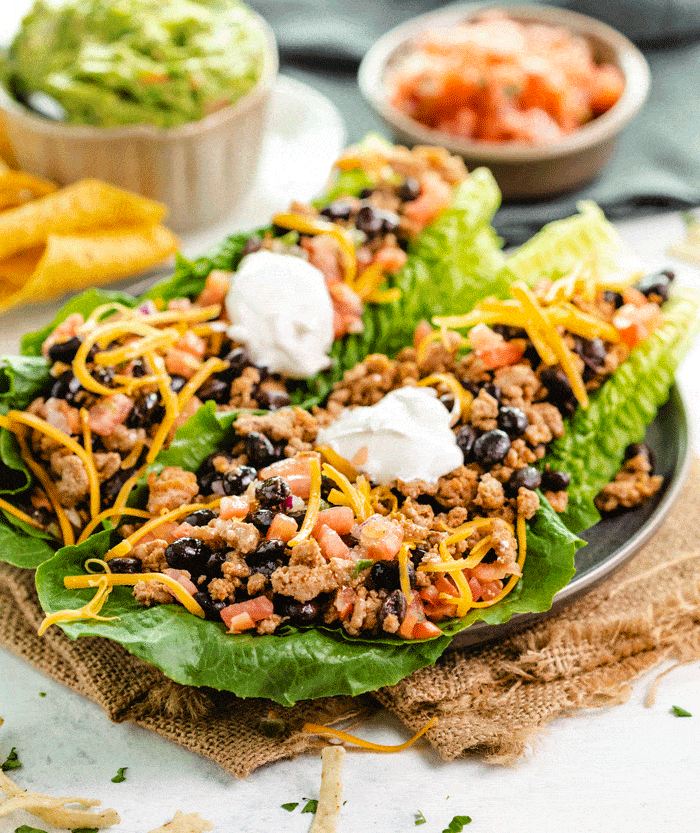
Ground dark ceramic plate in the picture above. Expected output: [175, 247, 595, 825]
[451, 385, 689, 648]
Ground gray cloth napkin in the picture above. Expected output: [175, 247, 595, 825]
[250, 0, 700, 244]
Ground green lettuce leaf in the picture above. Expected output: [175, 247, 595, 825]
[503, 201, 621, 286]
[543, 291, 700, 533]
[0, 355, 51, 412]
[35, 530, 451, 706]
[0, 517, 55, 569]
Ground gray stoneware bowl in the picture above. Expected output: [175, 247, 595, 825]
[0, 11, 278, 232]
[358, 3, 650, 199]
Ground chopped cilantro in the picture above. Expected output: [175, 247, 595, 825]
[353, 559, 373, 576]
[2, 747, 21, 772]
[301, 799, 319, 814]
[72, 829, 99, 833]
[38, 692, 47, 697]
[442, 816, 472, 833]
[281, 803, 298, 812]
[415, 810, 427, 825]
[111, 766, 128, 783]
[671, 705, 692, 717]
[14, 826, 47, 833]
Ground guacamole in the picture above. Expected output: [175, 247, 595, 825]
[3, 0, 267, 129]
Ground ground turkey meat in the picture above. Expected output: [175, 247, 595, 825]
[147, 467, 199, 515]
[516, 486, 540, 519]
[133, 579, 174, 606]
[434, 466, 480, 507]
[493, 364, 540, 407]
[344, 587, 383, 636]
[102, 424, 146, 454]
[271, 539, 338, 602]
[94, 452, 121, 483]
[132, 540, 168, 572]
[188, 519, 260, 554]
[470, 389, 499, 431]
[545, 490, 569, 513]
[50, 451, 88, 508]
[235, 407, 319, 445]
[474, 473, 505, 511]
[595, 453, 663, 514]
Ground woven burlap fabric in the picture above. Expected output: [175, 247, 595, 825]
[2, 461, 700, 775]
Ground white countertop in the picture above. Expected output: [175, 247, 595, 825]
[1, 209, 699, 833]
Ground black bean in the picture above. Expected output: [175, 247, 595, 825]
[635, 270, 672, 303]
[474, 429, 511, 469]
[396, 177, 421, 202]
[169, 374, 187, 393]
[197, 452, 235, 494]
[275, 596, 322, 625]
[164, 537, 212, 574]
[540, 367, 576, 416]
[204, 551, 227, 579]
[320, 475, 335, 501]
[455, 424, 477, 464]
[410, 546, 428, 569]
[183, 508, 217, 527]
[127, 391, 163, 428]
[378, 589, 407, 628]
[218, 347, 251, 381]
[497, 406, 529, 438]
[603, 290, 624, 309]
[247, 539, 287, 577]
[624, 441, 654, 469]
[573, 337, 607, 374]
[370, 559, 416, 592]
[197, 376, 231, 404]
[320, 199, 353, 222]
[481, 382, 501, 403]
[256, 476, 290, 508]
[506, 466, 542, 496]
[492, 324, 524, 340]
[355, 204, 383, 236]
[222, 465, 257, 496]
[130, 358, 148, 378]
[100, 467, 137, 509]
[250, 508, 276, 534]
[257, 388, 292, 410]
[541, 468, 571, 491]
[245, 432, 278, 469]
[241, 235, 262, 257]
[47, 335, 82, 364]
[108, 557, 142, 574]
[439, 393, 455, 411]
[49, 370, 81, 403]
[379, 209, 401, 234]
[359, 187, 374, 199]
[193, 591, 227, 622]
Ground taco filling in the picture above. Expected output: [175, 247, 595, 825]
[45, 268, 671, 639]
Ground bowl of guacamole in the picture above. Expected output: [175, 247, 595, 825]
[0, 0, 278, 230]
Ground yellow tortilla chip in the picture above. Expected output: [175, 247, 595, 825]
[0, 170, 58, 211]
[0, 223, 179, 312]
[0, 178, 170, 261]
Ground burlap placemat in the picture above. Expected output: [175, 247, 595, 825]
[2, 461, 699, 777]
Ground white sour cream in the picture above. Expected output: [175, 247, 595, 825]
[225, 250, 334, 378]
[316, 387, 464, 485]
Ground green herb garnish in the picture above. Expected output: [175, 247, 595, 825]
[671, 705, 692, 717]
[281, 803, 298, 812]
[443, 815, 472, 833]
[14, 826, 47, 833]
[353, 559, 373, 576]
[72, 828, 99, 833]
[111, 767, 127, 783]
[415, 810, 427, 825]
[38, 692, 46, 697]
[301, 799, 318, 814]
[2, 747, 21, 772]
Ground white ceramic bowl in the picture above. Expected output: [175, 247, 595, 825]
[0, 11, 278, 232]
[359, 3, 650, 200]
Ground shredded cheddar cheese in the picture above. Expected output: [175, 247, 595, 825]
[176, 357, 228, 411]
[38, 575, 117, 635]
[322, 463, 371, 521]
[316, 445, 358, 481]
[469, 514, 527, 609]
[302, 716, 437, 752]
[397, 543, 414, 604]
[417, 373, 472, 425]
[0, 497, 43, 530]
[77, 506, 152, 544]
[272, 213, 357, 284]
[288, 456, 322, 546]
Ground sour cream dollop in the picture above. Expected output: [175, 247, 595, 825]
[316, 387, 464, 486]
[225, 250, 334, 378]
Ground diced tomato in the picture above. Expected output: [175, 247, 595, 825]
[315, 524, 350, 560]
[373, 245, 408, 274]
[398, 595, 427, 639]
[267, 513, 298, 543]
[174, 330, 206, 359]
[413, 319, 433, 351]
[163, 568, 198, 597]
[613, 303, 663, 348]
[424, 602, 458, 621]
[403, 172, 452, 230]
[419, 585, 440, 605]
[170, 395, 202, 434]
[622, 287, 648, 307]
[590, 64, 625, 115]
[479, 580, 504, 602]
[468, 577, 481, 603]
[471, 561, 509, 582]
[411, 621, 443, 639]
[88, 393, 133, 436]
[468, 322, 503, 351]
[434, 575, 460, 597]
[220, 495, 250, 520]
[360, 516, 404, 562]
[196, 269, 230, 307]
[328, 282, 364, 339]
[165, 348, 200, 379]
[259, 455, 318, 499]
[312, 506, 355, 538]
[138, 521, 181, 545]
[224, 611, 256, 634]
[335, 587, 355, 620]
[220, 596, 274, 630]
[478, 341, 526, 370]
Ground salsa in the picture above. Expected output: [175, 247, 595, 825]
[2, 0, 266, 129]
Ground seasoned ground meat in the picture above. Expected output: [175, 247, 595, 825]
[147, 467, 199, 515]
[50, 451, 89, 508]
[102, 424, 146, 454]
[435, 466, 480, 507]
[133, 579, 174, 606]
[516, 486, 540, 520]
[595, 453, 663, 514]
[474, 473, 506, 511]
[545, 490, 569, 513]
[470, 389, 499, 431]
[235, 407, 319, 445]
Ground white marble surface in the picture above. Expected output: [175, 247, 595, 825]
[1, 212, 699, 833]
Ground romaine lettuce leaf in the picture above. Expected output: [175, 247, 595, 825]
[543, 291, 700, 533]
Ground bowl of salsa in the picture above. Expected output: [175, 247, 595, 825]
[359, 4, 650, 199]
[0, 0, 278, 230]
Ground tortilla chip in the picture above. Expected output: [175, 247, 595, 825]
[0, 178, 170, 261]
[0, 170, 58, 211]
[148, 811, 214, 833]
[0, 223, 179, 311]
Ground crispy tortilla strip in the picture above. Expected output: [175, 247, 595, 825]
[309, 746, 345, 833]
[0, 170, 58, 210]
[0, 223, 178, 311]
[148, 810, 214, 833]
[0, 178, 169, 261]
[0, 770, 120, 828]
